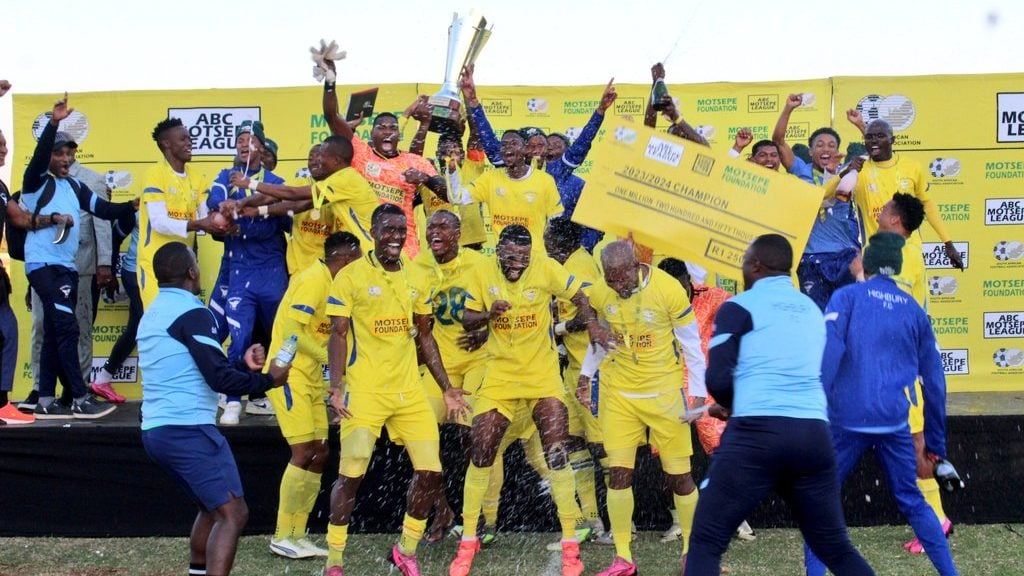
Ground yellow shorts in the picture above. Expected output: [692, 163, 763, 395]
[267, 377, 329, 444]
[478, 373, 564, 402]
[421, 362, 487, 426]
[563, 365, 602, 444]
[601, 385, 693, 475]
[339, 386, 441, 475]
[473, 394, 554, 441]
[907, 379, 925, 435]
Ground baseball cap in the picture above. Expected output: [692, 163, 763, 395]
[519, 126, 546, 140]
[53, 131, 78, 151]
[263, 138, 279, 159]
[236, 120, 267, 146]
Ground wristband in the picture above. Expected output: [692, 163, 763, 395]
[325, 80, 336, 92]
[258, 205, 269, 217]
[248, 179, 260, 192]
[554, 322, 568, 336]
[50, 212, 60, 225]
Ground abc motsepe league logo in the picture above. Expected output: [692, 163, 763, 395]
[922, 242, 968, 269]
[941, 349, 969, 375]
[986, 198, 1024, 225]
[168, 107, 260, 156]
[32, 111, 90, 144]
[856, 94, 916, 131]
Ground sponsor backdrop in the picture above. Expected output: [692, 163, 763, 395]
[7, 74, 1021, 397]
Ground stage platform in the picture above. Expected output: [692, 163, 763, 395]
[1, 393, 1021, 537]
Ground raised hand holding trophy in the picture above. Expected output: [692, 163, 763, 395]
[429, 11, 492, 135]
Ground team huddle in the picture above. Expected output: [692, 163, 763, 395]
[10, 52, 966, 576]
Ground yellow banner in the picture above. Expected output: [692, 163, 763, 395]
[833, 74, 1024, 392]
[8, 74, 1022, 399]
[572, 119, 822, 280]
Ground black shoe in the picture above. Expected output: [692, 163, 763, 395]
[17, 390, 40, 413]
[34, 400, 73, 419]
[72, 397, 116, 420]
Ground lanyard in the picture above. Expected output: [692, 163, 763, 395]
[867, 156, 904, 196]
[368, 250, 417, 338]
[616, 267, 650, 364]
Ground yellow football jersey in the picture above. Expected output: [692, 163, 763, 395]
[588, 265, 696, 394]
[892, 239, 927, 308]
[457, 158, 493, 249]
[464, 255, 583, 391]
[556, 248, 601, 368]
[827, 154, 949, 244]
[466, 166, 562, 244]
[326, 251, 420, 393]
[286, 175, 335, 275]
[267, 260, 333, 385]
[138, 160, 206, 273]
[317, 166, 378, 250]
[410, 248, 488, 375]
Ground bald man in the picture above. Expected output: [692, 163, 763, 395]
[579, 241, 706, 575]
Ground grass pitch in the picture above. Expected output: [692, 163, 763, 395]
[2, 524, 1023, 575]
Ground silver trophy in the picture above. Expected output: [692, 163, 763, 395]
[428, 11, 492, 134]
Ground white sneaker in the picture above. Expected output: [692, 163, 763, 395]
[217, 394, 227, 410]
[269, 537, 317, 559]
[220, 401, 242, 425]
[660, 523, 682, 543]
[295, 537, 328, 557]
[594, 523, 636, 546]
[736, 519, 756, 541]
[246, 397, 275, 415]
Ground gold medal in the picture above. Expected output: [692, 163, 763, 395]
[310, 208, 321, 220]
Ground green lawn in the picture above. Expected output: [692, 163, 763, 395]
[2, 525, 1022, 575]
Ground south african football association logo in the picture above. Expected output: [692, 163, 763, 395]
[993, 240, 1024, 262]
[856, 94, 916, 131]
[993, 348, 1024, 368]
[928, 276, 959, 296]
[929, 157, 961, 178]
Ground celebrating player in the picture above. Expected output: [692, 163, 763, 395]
[449, 225, 606, 576]
[323, 203, 468, 576]
[578, 242, 707, 575]
[266, 232, 363, 559]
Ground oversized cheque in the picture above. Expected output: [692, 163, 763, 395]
[573, 119, 823, 281]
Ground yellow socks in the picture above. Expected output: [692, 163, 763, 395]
[674, 489, 699, 555]
[295, 469, 322, 539]
[274, 464, 305, 540]
[398, 514, 427, 555]
[523, 434, 552, 483]
[276, 464, 322, 540]
[482, 456, 504, 527]
[918, 477, 947, 523]
[462, 464, 492, 539]
[607, 487, 634, 562]
[548, 465, 581, 540]
[326, 523, 348, 567]
[570, 450, 599, 523]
